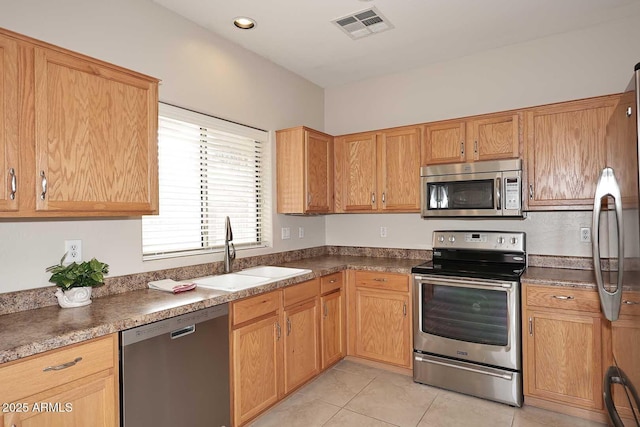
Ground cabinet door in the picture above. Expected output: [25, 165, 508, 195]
[354, 288, 410, 367]
[421, 121, 465, 165]
[467, 113, 519, 162]
[606, 91, 638, 205]
[231, 314, 282, 426]
[380, 127, 420, 211]
[525, 310, 603, 409]
[321, 290, 344, 370]
[3, 372, 117, 427]
[0, 34, 18, 212]
[608, 315, 640, 420]
[283, 299, 320, 394]
[334, 132, 377, 212]
[524, 96, 617, 209]
[33, 47, 158, 214]
[305, 129, 333, 213]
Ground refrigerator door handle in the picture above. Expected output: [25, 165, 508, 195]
[592, 167, 624, 321]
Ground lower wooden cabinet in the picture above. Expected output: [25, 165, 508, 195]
[524, 309, 603, 409]
[320, 272, 346, 370]
[0, 334, 119, 427]
[348, 271, 412, 368]
[230, 278, 324, 426]
[231, 313, 281, 426]
[522, 283, 640, 424]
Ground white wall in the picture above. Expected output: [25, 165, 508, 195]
[324, 11, 640, 256]
[0, 0, 325, 292]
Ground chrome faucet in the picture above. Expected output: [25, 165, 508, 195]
[224, 216, 236, 273]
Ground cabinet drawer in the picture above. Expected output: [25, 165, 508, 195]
[526, 285, 600, 313]
[320, 272, 343, 295]
[283, 279, 319, 307]
[354, 271, 409, 293]
[0, 334, 116, 404]
[621, 292, 640, 316]
[232, 290, 281, 325]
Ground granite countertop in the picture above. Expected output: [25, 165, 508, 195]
[0, 255, 420, 364]
[522, 267, 597, 289]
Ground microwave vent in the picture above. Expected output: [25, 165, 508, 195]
[332, 7, 394, 40]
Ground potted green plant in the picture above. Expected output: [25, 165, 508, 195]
[46, 254, 109, 308]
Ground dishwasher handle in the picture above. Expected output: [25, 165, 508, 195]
[171, 325, 195, 339]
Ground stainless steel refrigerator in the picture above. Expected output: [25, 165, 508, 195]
[592, 62, 640, 426]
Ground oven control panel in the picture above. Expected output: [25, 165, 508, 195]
[432, 231, 525, 252]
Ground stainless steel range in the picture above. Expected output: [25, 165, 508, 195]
[412, 230, 526, 407]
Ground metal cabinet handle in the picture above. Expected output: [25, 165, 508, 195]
[373, 278, 388, 282]
[9, 168, 16, 200]
[403, 303, 407, 317]
[474, 140, 478, 154]
[286, 317, 291, 336]
[40, 170, 47, 200]
[382, 192, 386, 204]
[528, 317, 533, 336]
[323, 303, 328, 318]
[552, 295, 574, 300]
[460, 141, 465, 157]
[329, 279, 337, 284]
[371, 192, 376, 205]
[276, 322, 281, 340]
[623, 300, 640, 305]
[43, 357, 82, 372]
[529, 184, 533, 200]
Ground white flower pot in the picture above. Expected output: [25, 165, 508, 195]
[55, 287, 92, 308]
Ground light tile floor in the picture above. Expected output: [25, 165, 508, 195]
[249, 360, 607, 427]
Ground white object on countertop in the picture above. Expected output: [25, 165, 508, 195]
[148, 279, 197, 293]
[235, 266, 312, 279]
[55, 287, 92, 308]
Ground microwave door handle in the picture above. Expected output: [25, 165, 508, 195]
[495, 177, 501, 211]
[592, 167, 624, 321]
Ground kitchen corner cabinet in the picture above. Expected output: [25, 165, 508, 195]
[320, 272, 346, 369]
[522, 284, 604, 417]
[523, 94, 632, 210]
[0, 27, 159, 218]
[421, 112, 520, 165]
[276, 126, 333, 214]
[348, 270, 412, 368]
[0, 334, 119, 427]
[334, 125, 420, 213]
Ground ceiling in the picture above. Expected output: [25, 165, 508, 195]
[152, 0, 640, 88]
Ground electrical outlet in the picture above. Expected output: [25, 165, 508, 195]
[281, 227, 291, 240]
[298, 227, 305, 238]
[64, 240, 82, 264]
[380, 226, 387, 238]
[580, 227, 591, 243]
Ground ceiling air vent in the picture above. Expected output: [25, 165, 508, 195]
[332, 7, 394, 40]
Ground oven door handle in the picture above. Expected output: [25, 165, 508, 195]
[414, 275, 514, 290]
[414, 355, 514, 380]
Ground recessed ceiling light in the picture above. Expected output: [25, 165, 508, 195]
[233, 17, 256, 29]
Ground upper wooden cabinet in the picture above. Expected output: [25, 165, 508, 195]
[276, 126, 333, 214]
[523, 94, 633, 210]
[334, 126, 420, 213]
[0, 28, 159, 218]
[421, 112, 520, 165]
[0, 33, 19, 213]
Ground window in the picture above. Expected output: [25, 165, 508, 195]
[142, 103, 270, 260]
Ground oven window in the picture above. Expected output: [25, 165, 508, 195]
[427, 180, 494, 210]
[421, 284, 508, 346]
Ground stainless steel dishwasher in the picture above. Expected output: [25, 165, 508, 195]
[120, 304, 229, 427]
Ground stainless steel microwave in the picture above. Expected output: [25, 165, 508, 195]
[421, 159, 523, 218]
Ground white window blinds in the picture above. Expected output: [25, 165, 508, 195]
[142, 103, 270, 259]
